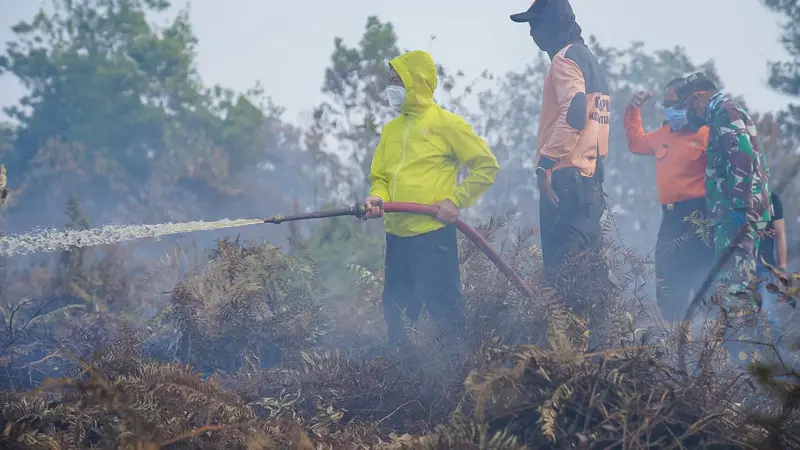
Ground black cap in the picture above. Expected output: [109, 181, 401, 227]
[510, 0, 548, 23]
[675, 72, 718, 101]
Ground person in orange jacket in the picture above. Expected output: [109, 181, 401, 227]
[624, 79, 714, 322]
[509, 0, 611, 292]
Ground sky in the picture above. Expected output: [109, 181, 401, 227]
[0, 0, 794, 127]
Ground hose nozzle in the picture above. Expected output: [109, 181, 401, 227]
[263, 216, 284, 224]
[351, 202, 367, 219]
[352, 199, 382, 219]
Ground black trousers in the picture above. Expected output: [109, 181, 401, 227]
[539, 167, 607, 290]
[382, 225, 466, 348]
[654, 197, 714, 322]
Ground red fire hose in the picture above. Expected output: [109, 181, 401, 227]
[263, 201, 535, 299]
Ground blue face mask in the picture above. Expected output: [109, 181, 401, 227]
[664, 107, 688, 131]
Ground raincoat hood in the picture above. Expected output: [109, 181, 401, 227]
[389, 50, 437, 116]
[527, 0, 584, 58]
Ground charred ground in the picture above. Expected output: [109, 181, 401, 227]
[1, 203, 799, 450]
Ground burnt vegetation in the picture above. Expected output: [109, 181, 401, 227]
[2, 203, 800, 449]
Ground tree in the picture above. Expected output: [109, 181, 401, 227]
[1, 0, 197, 181]
[311, 16, 402, 204]
[763, 0, 800, 154]
[760, 0, 800, 263]
[0, 0, 306, 235]
[760, 0, 800, 179]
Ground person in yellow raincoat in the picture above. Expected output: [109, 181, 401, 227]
[362, 50, 500, 352]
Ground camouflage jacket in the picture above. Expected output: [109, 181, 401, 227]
[705, 93, 772, 224]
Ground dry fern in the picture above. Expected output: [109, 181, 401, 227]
[1, 210, 799, 449]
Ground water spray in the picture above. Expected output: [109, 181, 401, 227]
[0, 218, 266, 258]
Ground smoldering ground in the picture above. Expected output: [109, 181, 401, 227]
[1, 203, 798, 448]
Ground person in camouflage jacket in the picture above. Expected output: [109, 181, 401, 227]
[676, 73, 772, 301]
[676, 73, 773, 363]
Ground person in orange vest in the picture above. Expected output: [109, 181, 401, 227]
[624, 79, 714, 322]
[509, 0, 611, 291]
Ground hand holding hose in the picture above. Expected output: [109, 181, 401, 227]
[362, 196, 384, 219]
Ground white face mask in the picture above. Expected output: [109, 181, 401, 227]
[385, 85, 406, 109]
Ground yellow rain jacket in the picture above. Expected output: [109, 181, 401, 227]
[369, 50, 500, 237]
